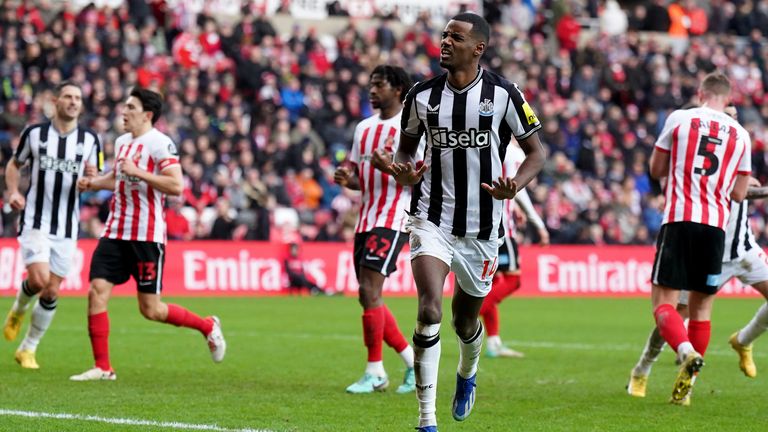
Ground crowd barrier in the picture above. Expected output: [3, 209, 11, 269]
[0, 239, 761, 297]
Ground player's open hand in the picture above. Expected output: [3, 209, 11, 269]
[333, 166, 352, 186]
[371, 148, 393, 174]
[481, 176, 518, 200]
[389, 161, 427, 186]
[8, 191, 25, 210]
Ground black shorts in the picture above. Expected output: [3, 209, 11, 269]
[496, 235, 520, 273]
[89, 238, 166, 294]
[353, 228, 408, 278]
[651, 222, 725, 294]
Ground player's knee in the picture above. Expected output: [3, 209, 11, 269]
[451, 315, 478, 340]
[26, 272, 48, 293]
[418, 303, 442, 324]
[357, 283, 382, 308]
[138, 303, 163, 321]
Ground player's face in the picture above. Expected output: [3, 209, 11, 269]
[440, 20, 483, 72]
[368, 73, 399, 110]
[53, 85, 82, 121]
[123, 96, 151, 134]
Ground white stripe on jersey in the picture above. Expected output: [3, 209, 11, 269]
[103, 128, 179, 244]
[402, 68, 542, 240]
[350, 112, 423, 233]
[723, 200, 758, 262]
[656, 107, 751, 231]
[15, 122, 101, 239]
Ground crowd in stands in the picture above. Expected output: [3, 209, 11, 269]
[0, 0, 767, 246]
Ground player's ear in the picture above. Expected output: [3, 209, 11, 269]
[474, 41, 485, 57]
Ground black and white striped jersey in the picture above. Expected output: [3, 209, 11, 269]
[401, 68, 542, 240]
[723, 200, 758, 262]
[14, 122, 102, 239]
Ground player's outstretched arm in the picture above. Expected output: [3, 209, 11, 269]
[5, 157, 26, 210]
[649, 148, 670, 180]
[731, 174, 750, 202]
[79, 170, 116, 192]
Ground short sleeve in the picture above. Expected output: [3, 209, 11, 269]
[737, 132, 752, 174]
[151, 137, 180, 171]
[14, 125, 34, 164]
[401, 84, 423, 138]
[348, 123, 363, 165]
[88, 133, 103, 172]
[504, 82, 542, 140]
[654, 110, 681, 153]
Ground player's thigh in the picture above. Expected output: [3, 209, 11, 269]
[49, 236, 77, 279]
[407, 217, 454, 268]
[18, 230, 51, 287]
[451, 237, 499, 298]
[89, 238, 132, 286]
[735, 248, 768, 288]
[129, 241, 165, 295]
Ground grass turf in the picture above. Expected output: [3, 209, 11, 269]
[0, 296, 767, 431]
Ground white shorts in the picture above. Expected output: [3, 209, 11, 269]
[407, 217, 499, 297]
[17, 229, 77, 277]
[679, 248, 768, 306]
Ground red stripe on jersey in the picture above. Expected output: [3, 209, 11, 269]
[146, 158, 156, 241]
[116, 142, 136, 239]
[668, 125, 681, 221]
[356, 127, 371, 232]
[105, 143, 131, 238]
[714, 127, 738, 228]
[385, 183, 403, 228]
[682, 118, 700, 221]
[361, 124, 384, 232]
[699, 121, 719, 225]
[130, 188, 141, 240]
[376, 128, 400, 229]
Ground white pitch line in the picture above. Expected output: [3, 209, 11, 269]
[0, 409, 274, 432]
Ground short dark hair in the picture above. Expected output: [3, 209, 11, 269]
[700, 72, 731, 97]
[451, 12, 490, 44]
[130, 87, 163, 124]
[371, 65, 412, 103]
[53, 80, 81, 96]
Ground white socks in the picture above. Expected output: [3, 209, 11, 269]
[365, 361, 386, 377]
[486, 335, 502, 351]
[676, 341, 695, 361]
[399, 344, 415, 368]
[457, 322, 484, 379]
[413, 322, 441, 428]
[19, 297, 57, 353]
[738, 303, 768, 346]
[633, 327, 666, 376]
[12, 279, 37, 315]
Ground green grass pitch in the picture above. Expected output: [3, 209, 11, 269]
[0, 296, 767, 431]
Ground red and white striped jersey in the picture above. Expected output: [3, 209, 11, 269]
[103, 129, 180, 243]
[349, 112, 424, 233]
[656, 106, 752, 230]
[501, 144, 545, 237]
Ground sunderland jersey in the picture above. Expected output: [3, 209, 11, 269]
[401, 68, 541, 240]
[350, 112, 425, 233]
[15, 122, 102, 239]
[656, 106, 751, 231]
[501, 145, 545, 237]
[723, 200, 758, 262]
[103, 129, 179, 244]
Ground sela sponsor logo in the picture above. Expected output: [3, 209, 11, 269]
[39, 156, 79, 174]
[429, 127, 491, 149]
[478, 98, 494, 117]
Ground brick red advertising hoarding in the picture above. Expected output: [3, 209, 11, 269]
[0, 239, 761, 297]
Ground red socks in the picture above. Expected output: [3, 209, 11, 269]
[653, 304, 690, 352]
[88, 312, 111, 371]
[479, 273, 522, 337]
[165, 304, 213, 336]
[382, 305, 409, 353]
[688, 320, 711, 355]
[362, 306, 385, 362]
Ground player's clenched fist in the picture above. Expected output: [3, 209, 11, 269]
[8, 191, 25, 210]
[334, 166, 352, 186]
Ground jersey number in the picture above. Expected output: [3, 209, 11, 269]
[694, 135, 723, 176]
[137, 262, 157, 281]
